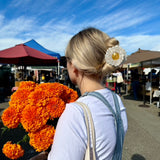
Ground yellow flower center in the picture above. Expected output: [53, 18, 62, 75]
[112, 52, 119, 60]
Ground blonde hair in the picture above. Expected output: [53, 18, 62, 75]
[65, 27, 119, 79]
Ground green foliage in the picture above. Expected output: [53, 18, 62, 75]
[17, 134, 30, 144]
[1, 126, 10, 136]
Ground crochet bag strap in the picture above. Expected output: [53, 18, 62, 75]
[75, 102, 96, 160]
[85, 91, 125, 160]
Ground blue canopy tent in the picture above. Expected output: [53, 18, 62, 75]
[24, 39, 61, 76]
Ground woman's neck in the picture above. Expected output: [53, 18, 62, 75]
[77, 75, 105, 95]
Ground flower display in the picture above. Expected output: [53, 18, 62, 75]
[18, 81, 37, 91]
[21, 105, 50, 132]
[1, 106, 20, 129]
[2, 141, 24, 159]
[28, 125, 55, 152]
[46, 97, 65, 119]
[1, 81, 78, 159]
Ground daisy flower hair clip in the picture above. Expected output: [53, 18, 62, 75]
[105, 45, 126, 67]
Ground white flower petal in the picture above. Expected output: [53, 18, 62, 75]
[105, 45, 126, 67]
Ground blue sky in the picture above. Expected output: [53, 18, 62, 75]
[0, 0, 160, 56]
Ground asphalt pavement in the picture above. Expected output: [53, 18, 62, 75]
[122, 94, 160, 160]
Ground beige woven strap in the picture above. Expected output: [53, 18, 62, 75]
[76, 102, 96, 160]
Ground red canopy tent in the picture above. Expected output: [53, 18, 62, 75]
[0, 44, 58, 66]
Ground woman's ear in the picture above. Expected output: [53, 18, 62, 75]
[68, 61, 79, 77]
[73, 65, 79, 77]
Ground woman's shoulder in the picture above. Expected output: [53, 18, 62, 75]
[61, 101, 85, 123]
[78, 88, 126, 111]
[64, 88, 126, 118]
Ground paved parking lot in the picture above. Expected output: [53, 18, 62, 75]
[122, 95, 160, 160]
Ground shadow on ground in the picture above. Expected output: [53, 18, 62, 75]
[123, 94, 136, 100]
[131, 154, 146, 160]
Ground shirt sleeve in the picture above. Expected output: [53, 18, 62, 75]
[112, 73, 118, 76]
[48, 103, 87, 160]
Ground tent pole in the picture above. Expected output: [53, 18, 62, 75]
[141, 62, 146, 105]
[14, 65, 17, 80]
[138, 62, 150, 108]
[150, 62, 152, 104]
[126, 64, 129, 95]
[58, 60, 60, 81]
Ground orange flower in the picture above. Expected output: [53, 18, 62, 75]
[8, 81, 37, 112]
[35, 82, 64, 98]
[60, 85, 78, 103]
[1, 82, 79, 158]
[18, 81, 37, 91]
[28, 90, 50, 107]
[47, 97, 65, 119]
[34, 82, 78, 103]
[9, 89, 32, 112]
[2, 141, 24, 159]
[1, 106, 20, 128]
[29, 125, 55, 152]
[68, 90, 79, 102]
[21, 105, 49, 132]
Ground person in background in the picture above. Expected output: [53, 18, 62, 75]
[131, 69, 139, 100]
[48, 71, 57, 82]
[112, 69, 124, 96]
[27, 71, 34, 81]
[30, 27, 128, 160]
[41, 73, 46, 83]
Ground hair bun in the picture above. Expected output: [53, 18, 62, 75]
[105, 38, 119, 49]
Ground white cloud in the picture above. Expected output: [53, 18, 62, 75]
[8, 0, 67, 17]
[0, 15, 4, 26]
[37, 33, 71, 55]
[95, 0, 122, 10]
[0, 38, 26, 50]
[9, 0, 32, 7]
[29, 20, 76, 55]
[78, 0, 122, 15]
[88, 7, 153, 33]
[0, 16, 75, 55]
[117, 35, 160, 55]
[1, 31, 160, 58]
[152, 44, 160, 51]
[0, 0, 160, 57]
[0, 16, 35, 38]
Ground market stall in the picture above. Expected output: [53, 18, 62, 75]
[106, 77, 116, 91]
[24, 39, 61, 76]
[0, 44, 58, 99]
[124, 48, 160, 104]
